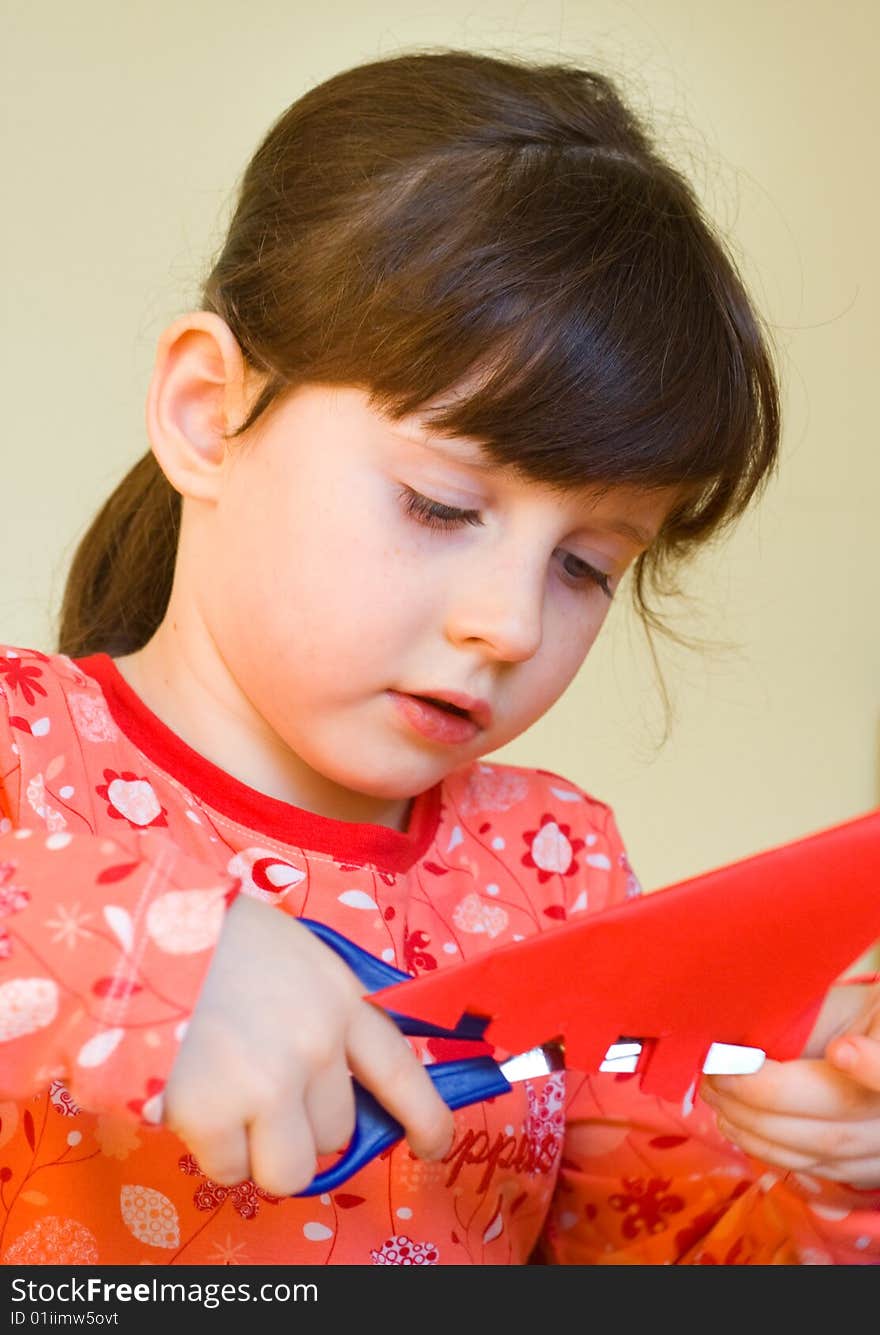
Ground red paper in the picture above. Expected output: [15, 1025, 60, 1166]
[372, 810, 880, 1100]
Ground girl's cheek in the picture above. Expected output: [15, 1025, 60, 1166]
[554, 597, 606, 661]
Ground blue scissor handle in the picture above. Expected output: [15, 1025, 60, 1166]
[297, 1054, 512, 1196]
[299, 917, 488, 1042]
[295, 918, 502, 1195]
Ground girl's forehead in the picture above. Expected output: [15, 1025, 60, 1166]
[266, 383, 680, 545]
[387, 406, 677, 536]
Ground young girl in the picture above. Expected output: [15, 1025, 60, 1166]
[1, 49, 878, 1267]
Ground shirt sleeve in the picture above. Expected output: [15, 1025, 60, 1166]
[0, 687, 241, 1120]
[535, 801, 880, 1264]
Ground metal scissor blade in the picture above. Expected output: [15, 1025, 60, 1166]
[701, 1041, 766, 1074]
[599, 1039, 766, 1074]
[498, 1038, 766, 1081]
[499, 1043, 566, 1083]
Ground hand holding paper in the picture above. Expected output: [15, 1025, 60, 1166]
[702, 979, 880, 1188]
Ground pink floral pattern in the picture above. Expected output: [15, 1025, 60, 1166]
[521, 813, 585, 883]
[5, 1215, 98, 1264]
[0, 643, 877, 1267]
[0, 654, 49, 708]
[370, 1234, 439, 1264]
[608, 1177, 686, 1239]
[459, 765, 529, 816]
[404, 925, 437, 972]
[179, 1154, 283, 1220]
[0, 861, 29, 960]
[48, 1079, 80, 1117]
[95, 769, 168, 829]
[68, 691, 119, 744]
[525, 1072, 565, 1171]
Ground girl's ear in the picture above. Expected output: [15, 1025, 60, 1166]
[146, 311, 259, 501]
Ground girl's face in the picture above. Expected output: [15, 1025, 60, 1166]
[186, 384, 674, 819]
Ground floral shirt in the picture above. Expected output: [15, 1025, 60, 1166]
[0, 644, 877, 1266]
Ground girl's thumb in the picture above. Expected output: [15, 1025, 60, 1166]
[826, 1033, 880, 1091]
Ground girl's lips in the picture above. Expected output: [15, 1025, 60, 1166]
[387, 690, 480, 745]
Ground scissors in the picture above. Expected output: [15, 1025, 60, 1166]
[296, 918, 765, 1197]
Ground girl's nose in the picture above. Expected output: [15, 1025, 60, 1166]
[444, 557, 544, 663]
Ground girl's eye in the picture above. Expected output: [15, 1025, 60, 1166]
[397, 485, 613, 599]
[397, 485, 483, 529]
[559, 552, 613, 600]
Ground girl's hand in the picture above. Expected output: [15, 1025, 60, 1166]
[700, 981, 880, 1188]
[162, 893, 454, 1196]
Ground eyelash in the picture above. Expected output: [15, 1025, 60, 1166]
[397, 486, 614, 600]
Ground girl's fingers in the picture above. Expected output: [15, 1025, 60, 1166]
[178, 1120, 251, 1187]
[703, 1058, 880, 1119]
[247, 1100, 319, 1198]
[791, 1155, 880, 1189]
[708, 1098, 880, 1164]
[826, 1035, 880, 1092]
[304, 1058, 357, 1156]
[712, 1116, 823, 1174]
[715, 1107, 880, 1188]
[345, 1001, 454, 1162]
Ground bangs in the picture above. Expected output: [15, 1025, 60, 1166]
[345, 146, 777, 528]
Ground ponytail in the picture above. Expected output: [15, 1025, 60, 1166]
[57, 451, 180, 658]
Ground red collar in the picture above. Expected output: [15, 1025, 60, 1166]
[74, 653, 442, 874]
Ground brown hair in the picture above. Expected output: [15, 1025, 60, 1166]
[57, 47, 779, 665]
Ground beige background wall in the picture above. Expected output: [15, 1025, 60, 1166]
[3, 4, 877, 909]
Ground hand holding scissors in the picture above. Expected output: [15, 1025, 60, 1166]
[296, 809, 880, 1194]
[295, 919, 764, 1196]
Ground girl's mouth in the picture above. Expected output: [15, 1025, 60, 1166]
[417, 695, 471, 717]
[386, 691, 480, 745]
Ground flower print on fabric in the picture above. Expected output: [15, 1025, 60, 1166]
[403, 925, 437, 973]
[227, 846, 307, 906]
[2, 643, 877, 1267]
[4, 1215, 98, 1264]
[48, 1080, 80, 1118]
[95, 770, 168, 830]
[608, 1178, 686, 1240]
[95, 1115, 142, 1161]
[459, 764, 530, 817]
[452, 892, 509, 939]
[26, 775, 67, 833]
[370, 1234, 439, 1265]
[145, 887, 228, 955]
[120, 1185, 180, 1249]
[45, 902, 95, 951]
[209, 1235, 249, 1265]
[179, 1154, 283, 1221]
[0, 653, 50, 708]
[0, 861, 29, 960]
[524, 1073, 566, 1176]
[126, 1077, 165, 1125]
[521, 813, 585, 883]
[0, 977, 59, 1043]
[68, 691, 119, 745]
